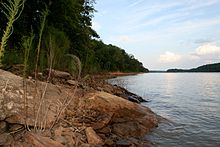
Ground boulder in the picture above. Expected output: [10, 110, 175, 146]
[47, 69, 71, 80]
[77, 91, 159, 137]
[0, 69, 69, 128]
[67, 80, 78, 85]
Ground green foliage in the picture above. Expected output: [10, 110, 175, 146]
[66, 54, 82, 80]
[0, 0, 25, 65]
[90, 40, 148, 72]
[42, 26, 70, 70]
[35, 7, 48, 75]
[167, 62, 220, 72]
[2, 47, 23, 66]
[22, 32, 34, 76]
[0, 0, 148, 74]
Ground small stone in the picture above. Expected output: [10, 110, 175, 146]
[0, 121, 7, 133]
[0, 133, 13, 146]
[67, 80, 78, 85]
[85, 127, 104, 145]
[9, 124, 23, 132]
[116, 139, 131, 147]
[27, 96, 33, 99]
[6, 101, 14, 110]
[49, 69, 71, 79]
[19, 90, 24, 94]
[105, 139, 114, 146]
[97, 127, 111, 134]
[97, 87, 103, 91]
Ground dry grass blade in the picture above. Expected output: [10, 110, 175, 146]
[34, 64, 52, 132]
[49, 54, 82, 130]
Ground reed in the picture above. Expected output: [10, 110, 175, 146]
[0, 0, 25, 65]
[66, 54, 82, 80]
[34, 7, 48, 79]
[22, 33, 34, 130]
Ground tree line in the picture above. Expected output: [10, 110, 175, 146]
[167, 62, 220, 72]
[0, 0, 148, 75]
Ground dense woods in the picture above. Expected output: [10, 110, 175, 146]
[0, 0, 148, 74]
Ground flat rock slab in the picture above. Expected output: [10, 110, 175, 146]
[77, 91, 159, 137]
[0, 69, 70, 127]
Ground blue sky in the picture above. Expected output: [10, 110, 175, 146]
[92, 0, 220, 70]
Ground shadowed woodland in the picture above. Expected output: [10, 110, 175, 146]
[0, 0, 148, 75]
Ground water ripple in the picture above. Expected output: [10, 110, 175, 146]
[109, 73, 220, 146]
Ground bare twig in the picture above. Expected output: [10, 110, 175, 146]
[34, 65, 52, 132]
[3, 79, 9, 92]
[49, 84, 78, 131]
[42, 102, 52, 132]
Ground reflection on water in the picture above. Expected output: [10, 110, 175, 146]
[108, 73, 220, 147]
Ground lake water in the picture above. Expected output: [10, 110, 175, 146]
[108, 73, 220, 147]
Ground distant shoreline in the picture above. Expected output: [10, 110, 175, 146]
[92, 72, 145, 80]
[150, 62, 220, 73]
[149, 71, 220, 73]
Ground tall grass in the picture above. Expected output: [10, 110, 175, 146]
[49, 54, 81, 130]
[22, 33, 34, 130]
[0, 1, 82, 134]
[34, 8, 48, 79]
[66, 54, 82, 80]
[0, 0, 25, 65]
[43, 26, 70, 70]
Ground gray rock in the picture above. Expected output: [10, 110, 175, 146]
[67, 80, 78, 85]
[116, 139, 131, 147]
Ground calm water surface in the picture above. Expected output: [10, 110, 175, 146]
[108, 73, 220, 147]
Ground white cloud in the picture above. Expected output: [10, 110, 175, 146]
[194, 43, 220, 56]
[158, 44, 220, 69]
[159, 52, 181, 63]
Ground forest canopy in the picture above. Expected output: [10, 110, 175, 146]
[0, 0, 148, 74]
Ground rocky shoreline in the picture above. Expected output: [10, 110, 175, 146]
[0, 69, 160, 146]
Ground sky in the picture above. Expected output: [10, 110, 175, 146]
[92, 0, 220, 70]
